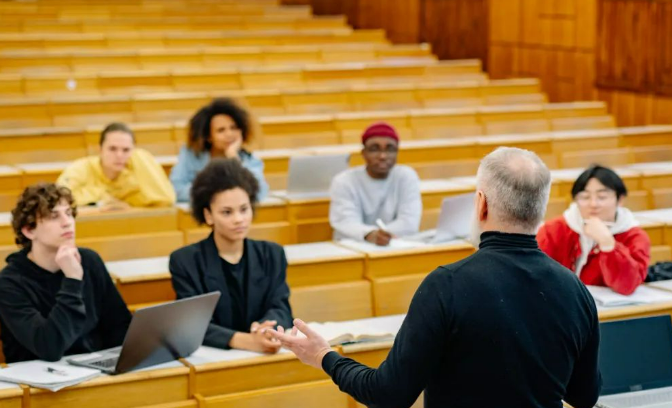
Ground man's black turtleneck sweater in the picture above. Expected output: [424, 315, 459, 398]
[322, 232, 601, 408]
[0, 248, 132, 363]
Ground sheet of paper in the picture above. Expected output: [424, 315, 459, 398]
[284, 242, 359, 261]
[105, 257, 169, 278]
[338, 238, 427, 253]
[185, 346, 291, 365]
[587, 285, 672, 307]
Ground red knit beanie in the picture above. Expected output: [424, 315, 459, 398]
[361, 122, 399, 144]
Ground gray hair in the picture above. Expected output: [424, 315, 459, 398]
[476, 147, 551, 232]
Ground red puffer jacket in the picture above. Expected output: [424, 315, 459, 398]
[537, 216, 650, 295]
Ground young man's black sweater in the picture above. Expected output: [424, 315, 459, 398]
[321, 232, 601, 408]
[0, 248, 132, 363]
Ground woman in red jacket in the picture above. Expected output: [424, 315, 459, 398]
[537, 165, 650, 295]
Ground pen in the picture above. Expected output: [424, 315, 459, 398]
[375, 218, 388, 231]
[45, 367, 68, 377]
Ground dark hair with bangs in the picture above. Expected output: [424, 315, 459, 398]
[571, 165, 628, 200]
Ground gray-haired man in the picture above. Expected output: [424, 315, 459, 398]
[271, 147, 601, 408]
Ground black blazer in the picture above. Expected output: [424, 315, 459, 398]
[169, 234, 293, 349]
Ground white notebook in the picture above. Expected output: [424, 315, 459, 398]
[0, 361, 101, 392]
[587, 285, 672, 307]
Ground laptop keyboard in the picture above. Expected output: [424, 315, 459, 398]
[89, 358, 118, 369]
[602, 388, 672, 407]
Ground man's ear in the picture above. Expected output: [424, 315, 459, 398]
[203, 207, 214, 227]
[21, 225, 35, 241]
[476, 190, 488, 222]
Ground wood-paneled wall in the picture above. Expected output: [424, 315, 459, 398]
[420, 0, 488, 68]
[287, 0, 488, 63]
[489, 0, 672, 126]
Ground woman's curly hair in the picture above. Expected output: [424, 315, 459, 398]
[190, 159, 259, 225]
[187, 98, 254, 155]
[11, 183, 77, 250]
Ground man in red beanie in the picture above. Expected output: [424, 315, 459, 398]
[329, 122, 422, 246]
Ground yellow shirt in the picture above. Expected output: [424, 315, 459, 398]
[57, 148, 176, 207]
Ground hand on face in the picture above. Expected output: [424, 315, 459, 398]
[55, 245, 83, 280]
[583, 217, 616, 249]
[225, 137, 243, 159]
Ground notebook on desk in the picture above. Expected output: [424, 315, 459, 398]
[596, 315, 672, 408]
[67, 292, 220, 374]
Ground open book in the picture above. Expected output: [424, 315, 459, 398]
[586, 285, 672, 307]
[307, 321, 396, 346]
[0, 361, 101, 392]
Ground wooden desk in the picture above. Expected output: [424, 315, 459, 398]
[340, 241, 476, 279]
[285, 242, 365, 287]
[28, 362, 190, 408]
[0, 167, 22, 213]
[185, 348, 330, 398]
[635, 208, 672, 244]
[0, 213, 12, 246]
[106, 256, 173, 306]
[75, 207, 179, 238]
[0, 382, 22, 408]
[598, 302, 672, 322]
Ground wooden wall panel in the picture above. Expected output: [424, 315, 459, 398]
[596, 0, 658, 92]
[657, 1, 672, 95]
[420, 0, 489, 66]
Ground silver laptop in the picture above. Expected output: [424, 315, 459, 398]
[286, 153, 350, 199]
[407, 193, 475, 244]
[67, 292, 220, 374]
[596, 315, 672, 408]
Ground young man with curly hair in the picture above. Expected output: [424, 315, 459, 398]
[0, 183, 131, 363]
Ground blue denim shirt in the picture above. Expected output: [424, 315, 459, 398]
[169, 146, 269, 203]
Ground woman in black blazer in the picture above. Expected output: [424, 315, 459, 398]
[169, 159, 292, 353]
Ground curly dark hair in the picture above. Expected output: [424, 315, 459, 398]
[190, 159, 259, 225]
[187, 98, 254, 155]
[11, 183, 78, 250]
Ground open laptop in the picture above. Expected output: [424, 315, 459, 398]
[67, 292, 220, 374]
[407, 192, 475, 244]
[285, 153, 350, 199]
[596, 315, 672, 408]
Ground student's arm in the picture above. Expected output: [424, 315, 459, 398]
[385, 168, 422, 237]
[329, 176, 376, 240]
[169, 148, 196, 203]
[321, 270, 449, 408]
[598, 228, 650, 295]
[94, 253, 132, 348]
[259, 246, 293, 329]
[127, 149, 176, 207]
[243, 154, 269, 201]
[564, 302, 601, 408]
[0, 278, 88, 362]
[56, 160, 105, 206]
[168, 253, 237, 349]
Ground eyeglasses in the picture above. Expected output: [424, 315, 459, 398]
[364, 146, 399, 155]
[575, 193, 616, 205]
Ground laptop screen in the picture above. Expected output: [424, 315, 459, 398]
[599, 315, 672, 395]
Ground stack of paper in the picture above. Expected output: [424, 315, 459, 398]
[338, 238, 427, 253]
[0, 361, 101, 392]
[587, 285, 672, 307]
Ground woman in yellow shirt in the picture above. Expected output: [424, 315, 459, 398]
[57, 123, 176, 208]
